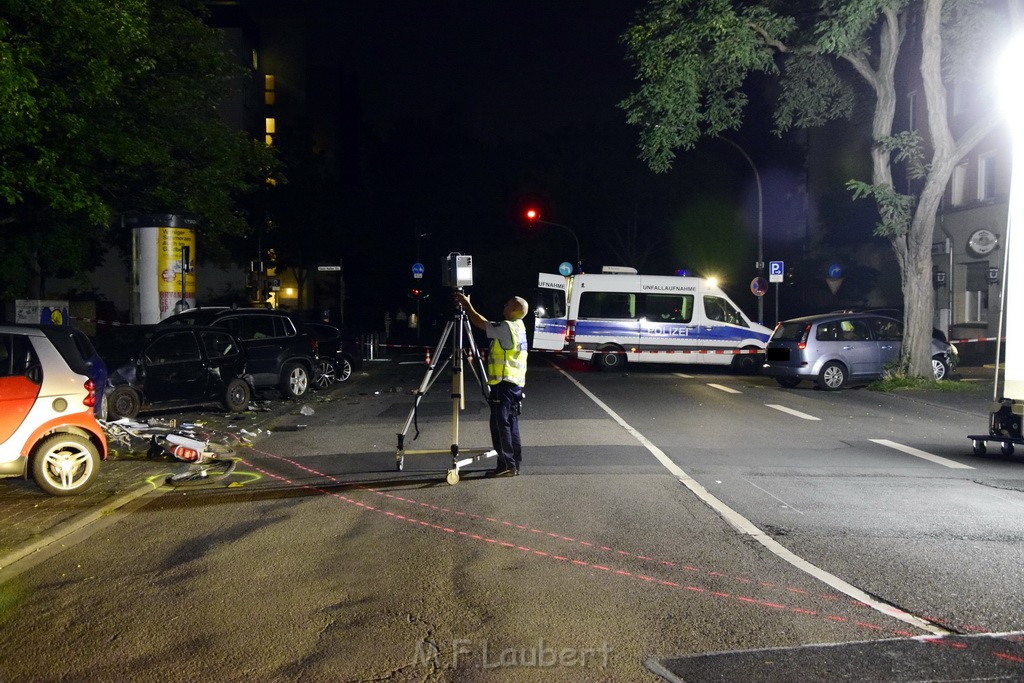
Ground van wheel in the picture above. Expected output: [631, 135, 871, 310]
[731, 348, 762, 374]
[107, 386, 141, 419]
[281, 362, 310, 399]
[595, 346, 626, 372]
[816, 361, 847, 390]
[222, 378, 251, 412]
[31, 433, 100, 496]
[931, 354, 949, 380]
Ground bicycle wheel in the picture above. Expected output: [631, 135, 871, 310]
[165, 457, 238, 487]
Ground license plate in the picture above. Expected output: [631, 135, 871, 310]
[766, 347, 789, 362]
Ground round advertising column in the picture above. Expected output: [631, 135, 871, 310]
[127, 213, 198, 323]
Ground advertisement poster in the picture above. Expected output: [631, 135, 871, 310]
[157, 227, 196, 317]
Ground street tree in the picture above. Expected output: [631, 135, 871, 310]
[0, 0, 275, 299]
[621, 0, 1017, 377]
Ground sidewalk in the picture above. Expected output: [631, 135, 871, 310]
[0, 390, 331, 571]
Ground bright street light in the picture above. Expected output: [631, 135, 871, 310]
[996, 34, 1024, 401]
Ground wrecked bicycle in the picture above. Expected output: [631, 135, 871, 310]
[102, 419, 242, 487]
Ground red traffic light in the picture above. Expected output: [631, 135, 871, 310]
[525, 208, 539, 221]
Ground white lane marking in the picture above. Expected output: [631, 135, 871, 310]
[765, 404, 821, 421]
[707, 383, 741, 394]
[551, 362, 949, 636]
[673, 373, 694, 379]
[869, 439, 975, 470]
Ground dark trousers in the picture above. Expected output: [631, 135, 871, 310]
[489, 381, 523, 472]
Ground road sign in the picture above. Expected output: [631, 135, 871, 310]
[317, 265, 341, 272]
[769, 260, 784, 283]
[828, 263, 843, 279]
[412, 262, 425, 279]
[750, 277, 767, 296]
[558, 262, 573, 276]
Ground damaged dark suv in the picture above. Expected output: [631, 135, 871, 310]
[98, 326, 251, 419]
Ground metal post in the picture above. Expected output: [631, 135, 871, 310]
[720, 137, 764, 324]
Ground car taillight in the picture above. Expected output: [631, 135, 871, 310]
[83, 379, 96, 408]
[566, 321, 576, 343]
[311, 339, 319, 354]
[798, 324, 811, 350]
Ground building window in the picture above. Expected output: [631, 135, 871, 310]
[951, 163, 967, 206]
[964, 262, 989, 322]
[978, 152, 996, 200]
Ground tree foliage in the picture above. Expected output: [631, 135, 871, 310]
[621, 0, 1016, 377]
[0, 0, 275, 299]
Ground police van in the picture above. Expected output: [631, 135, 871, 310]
[533, 267, 772, 372]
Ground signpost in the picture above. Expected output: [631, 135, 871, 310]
[768, 261, 784, 325]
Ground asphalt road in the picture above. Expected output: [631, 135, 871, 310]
[0, 353, 1021, 682]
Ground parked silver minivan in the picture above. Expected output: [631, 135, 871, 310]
[762, 312, 955, 390]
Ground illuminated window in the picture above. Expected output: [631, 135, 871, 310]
[265, 118, 276, 134]
[265, 134, 274, 146]
[251, 49, 258, 71]
[951, 163, 967, 206]
[264, 74, 275, 90]
[264, 91, 275, 105]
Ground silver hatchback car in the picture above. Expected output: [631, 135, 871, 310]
[762, 313, 955, 390]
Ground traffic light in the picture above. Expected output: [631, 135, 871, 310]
[408, 287, 429, 299]
[525, 208, 540, 223]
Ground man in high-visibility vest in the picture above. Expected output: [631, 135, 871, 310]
[453, 291, 529, 477]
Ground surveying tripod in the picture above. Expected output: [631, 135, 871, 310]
[395, 294, 496, 485]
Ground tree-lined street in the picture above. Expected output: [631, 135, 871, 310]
[1, 354, 1021, 680]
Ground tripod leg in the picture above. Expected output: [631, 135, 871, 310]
[396, 320, 455, 457]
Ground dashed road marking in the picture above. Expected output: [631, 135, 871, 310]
[869, 439, 975, 470]
[765, 404, 821, 421]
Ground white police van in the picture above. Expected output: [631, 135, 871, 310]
[533, 267, 772, 372]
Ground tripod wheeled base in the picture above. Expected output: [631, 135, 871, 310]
[395, 297, 494, 485]
[395, 447, 497, 485]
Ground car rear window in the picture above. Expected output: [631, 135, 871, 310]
[0, 333, 40, 377]
[772, 322, 809, 342]
[40, 326, 95, 375]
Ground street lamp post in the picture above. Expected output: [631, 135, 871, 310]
[719, 137, 765, 324]
[525, 210, 582, 274]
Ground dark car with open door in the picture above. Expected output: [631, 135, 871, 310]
[98, 326, 252, 419]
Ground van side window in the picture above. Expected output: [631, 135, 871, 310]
[644, 294, 693, 323]
[579, 292, 636, 320]
[703, 296, 746, 327]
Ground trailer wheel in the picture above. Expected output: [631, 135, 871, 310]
[595, 345, 626, 372]
[1001, 442, 1015, 457]
[972, 439, 987, 456]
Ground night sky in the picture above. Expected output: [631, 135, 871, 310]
[242, 1, 815, 328]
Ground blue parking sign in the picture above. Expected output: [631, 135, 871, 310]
[769, 260, 784, 283]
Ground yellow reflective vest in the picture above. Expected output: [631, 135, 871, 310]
[487, 319, 528, 386]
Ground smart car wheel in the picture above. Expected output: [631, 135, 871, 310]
[223, 378, 251, 412]
[281, 362, 310, 399]
[313, 358, 337, 389]
[107, 386, 141, 419]
[595, 346, 625, 371]
[31, 433, 100, 496]
[816, 361, 847, 391]
[931, 354, 949, 381]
